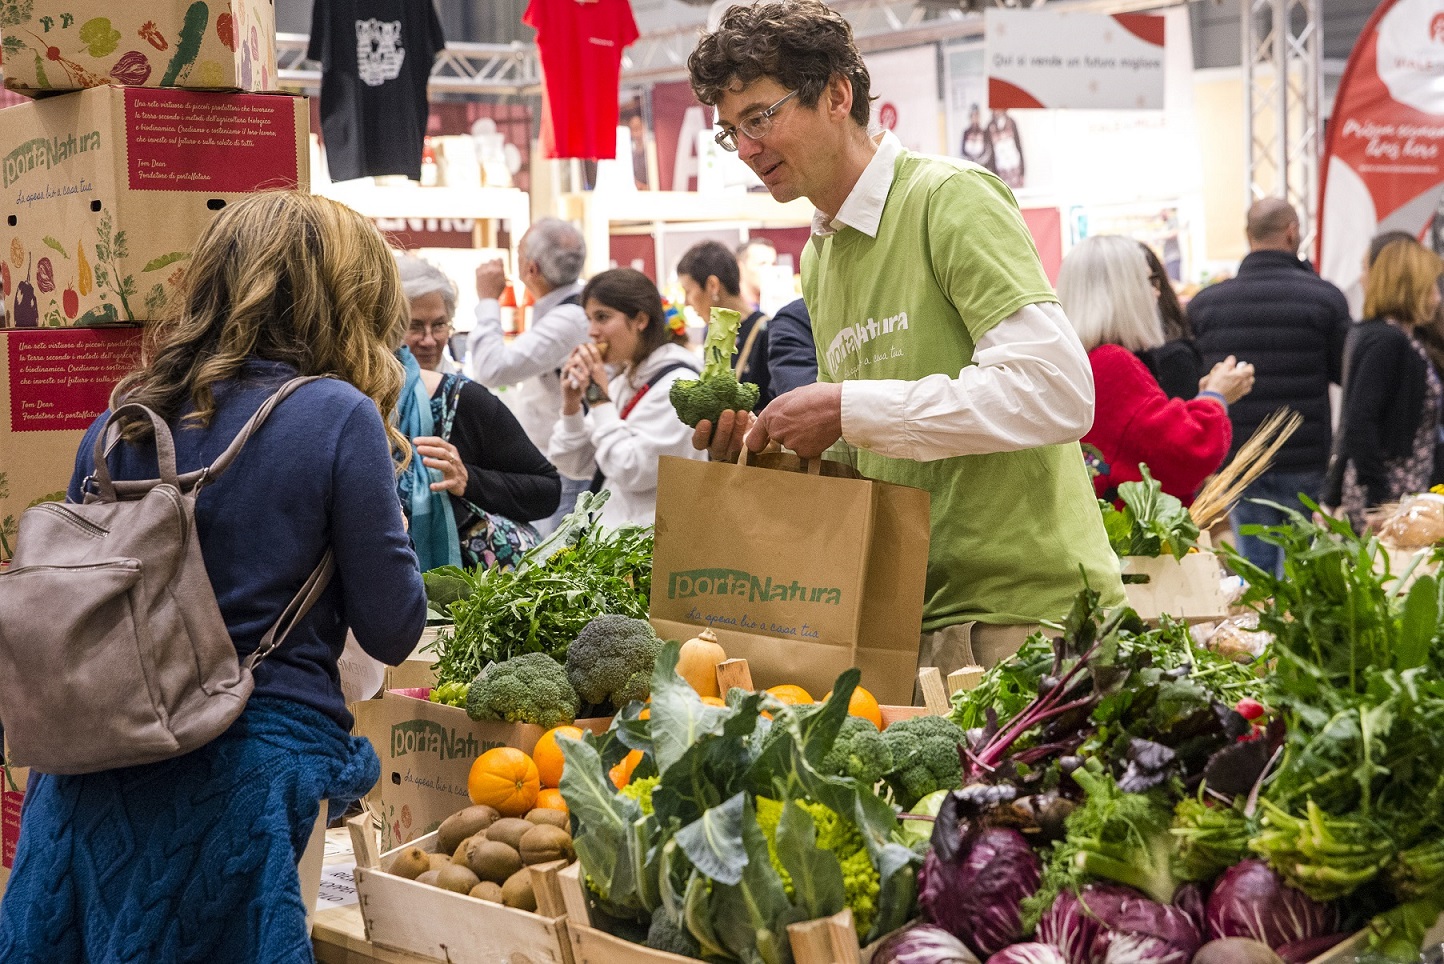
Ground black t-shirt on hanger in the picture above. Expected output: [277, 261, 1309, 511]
[308, 0, 445, 182]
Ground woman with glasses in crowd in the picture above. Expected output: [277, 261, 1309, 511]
[396, 256, 560, 571]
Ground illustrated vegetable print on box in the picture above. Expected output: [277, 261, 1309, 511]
[0, 0, 277, 95]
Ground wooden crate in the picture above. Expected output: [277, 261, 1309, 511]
[348, 818, 574, 964]
[1121, 551, 1232, 623]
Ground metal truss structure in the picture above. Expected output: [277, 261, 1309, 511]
[276, 33, 540, 94]
[1242, 0, 1323, 249]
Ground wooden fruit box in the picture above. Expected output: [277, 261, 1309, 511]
[550, 861, 895, 964]
[1121, 551, 1232, 624]
[347, 816, 574, 964]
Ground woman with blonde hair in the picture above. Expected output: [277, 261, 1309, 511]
[1335, 239, 1444, 531]
[1057, 234, 1254, 504]
[0, 192, 427, 962]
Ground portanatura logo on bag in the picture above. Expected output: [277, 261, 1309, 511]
[391, 720, 482, 761]
[355, 18, 405, 87]
[667, 568, 843, 605]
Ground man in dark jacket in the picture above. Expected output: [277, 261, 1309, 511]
[1190, 199, 1350, 575]
[766, 297, 817, 397]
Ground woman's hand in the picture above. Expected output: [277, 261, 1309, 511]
[413, 436, 469, 495]
[1199, 355, 1255, 405]
[561, 343, 610, 415]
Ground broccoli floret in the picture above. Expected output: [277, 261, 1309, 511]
[669, 307, 761, 428]
[881, 714, 967, 809]
[564, 615, 662, 710]
[821, 715, 894, 788]
[646, 906, 702, 958]
[466, 653, 579, 728]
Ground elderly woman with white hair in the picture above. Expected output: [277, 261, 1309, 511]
[395, 255, 561, 570]
[1056, 235, 1254, 505]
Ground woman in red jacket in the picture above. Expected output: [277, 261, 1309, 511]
[1057, 235, 1255, 504]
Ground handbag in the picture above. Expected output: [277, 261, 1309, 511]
[0, 378, 333, 775]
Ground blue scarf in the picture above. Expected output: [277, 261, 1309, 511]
[396, 347, 462, 572]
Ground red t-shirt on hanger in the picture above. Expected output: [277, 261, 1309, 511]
[524, 0, 639, 160]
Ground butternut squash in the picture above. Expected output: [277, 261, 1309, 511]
[676, 629, 727, 699]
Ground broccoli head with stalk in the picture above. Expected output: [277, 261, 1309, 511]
[881, 714, 967, 809]
[564, 614, 663, 710]
[668, 307, 761, 428]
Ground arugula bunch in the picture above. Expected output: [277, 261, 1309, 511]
[557, 643, 919, 962]
[1098, 465, 1201, 561]
[424, 492, 654, 686]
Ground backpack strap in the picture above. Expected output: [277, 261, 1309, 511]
[246, 548, 336, 670]
[734, 313, 768, 380]
[94, 377, 325, 501]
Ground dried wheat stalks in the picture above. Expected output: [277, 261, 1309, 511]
[1189, 409, 1304, 530]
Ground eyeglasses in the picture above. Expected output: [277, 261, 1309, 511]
[714, 90, 799, 152]
[407, 320, 452, 339]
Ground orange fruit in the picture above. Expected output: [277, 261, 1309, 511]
[535, 788, 569, 814]
[824, 686, 884, 730]
[610, 749, 642, 790]
[766, 684, 814, 706]
[468, 747, 540, 817]
[533, 725, 584, 789]
[700, 696, 727, 707]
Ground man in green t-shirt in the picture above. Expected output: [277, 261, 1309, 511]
[686, 0, 1125, 676]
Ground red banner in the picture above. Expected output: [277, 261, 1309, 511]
[1319, 0, 1444, 304]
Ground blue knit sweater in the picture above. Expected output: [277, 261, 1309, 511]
[65, 360, 428, 730]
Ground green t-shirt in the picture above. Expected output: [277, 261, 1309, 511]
[802, 151, 1125, 630]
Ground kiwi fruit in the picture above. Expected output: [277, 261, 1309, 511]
[385, 846, 431, 880]
[485, 817, 535, 851]
[525, 808, 570, 829]
[502, 867, 537, 911]
[451, 838, 474, 865]
[469, 880, 505, 903]
[436, 863, 482, 895]
[465, 837, 524, 883]
[428, 853, 452, 873]
[437, 805, 501, 855]
[519, 824, 575, 865]
[415, 869, 443, 888]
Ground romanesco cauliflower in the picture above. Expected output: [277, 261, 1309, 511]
[754, 797, 881, 939]
[619, 774, 659, 816]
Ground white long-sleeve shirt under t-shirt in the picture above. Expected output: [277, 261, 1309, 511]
[809, 132, 1095, 463]
[467, 281, 588, 453]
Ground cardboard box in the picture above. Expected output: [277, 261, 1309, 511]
[353, 831, 573, 964]
[0, 327, 143, 561]
[353, 693, 611, 852]
[0, 84, 308, 325]
[2, 0, 278, 95]
[0, 761, 28, 899]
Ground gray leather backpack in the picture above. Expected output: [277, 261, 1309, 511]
[0, 377, 333, 774]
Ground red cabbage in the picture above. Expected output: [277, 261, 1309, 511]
[1087, 890, 1203, 964]
[1036, 885, 1136, 964]
[1171, 882, 1207, 932]
[985, 944, 1068, 964]
[1205, 860, 1339, 950]
[920, 827, 1042, 958]
[870, 924, 982, 964]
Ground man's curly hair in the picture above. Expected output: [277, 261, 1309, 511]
[688, 0, 872, 128]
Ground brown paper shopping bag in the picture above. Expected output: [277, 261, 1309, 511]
[650, 453, 930, 706]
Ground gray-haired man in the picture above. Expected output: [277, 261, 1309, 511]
[468, 217, 589, 528]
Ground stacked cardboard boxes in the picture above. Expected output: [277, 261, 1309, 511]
[0, 0, 307, 328]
